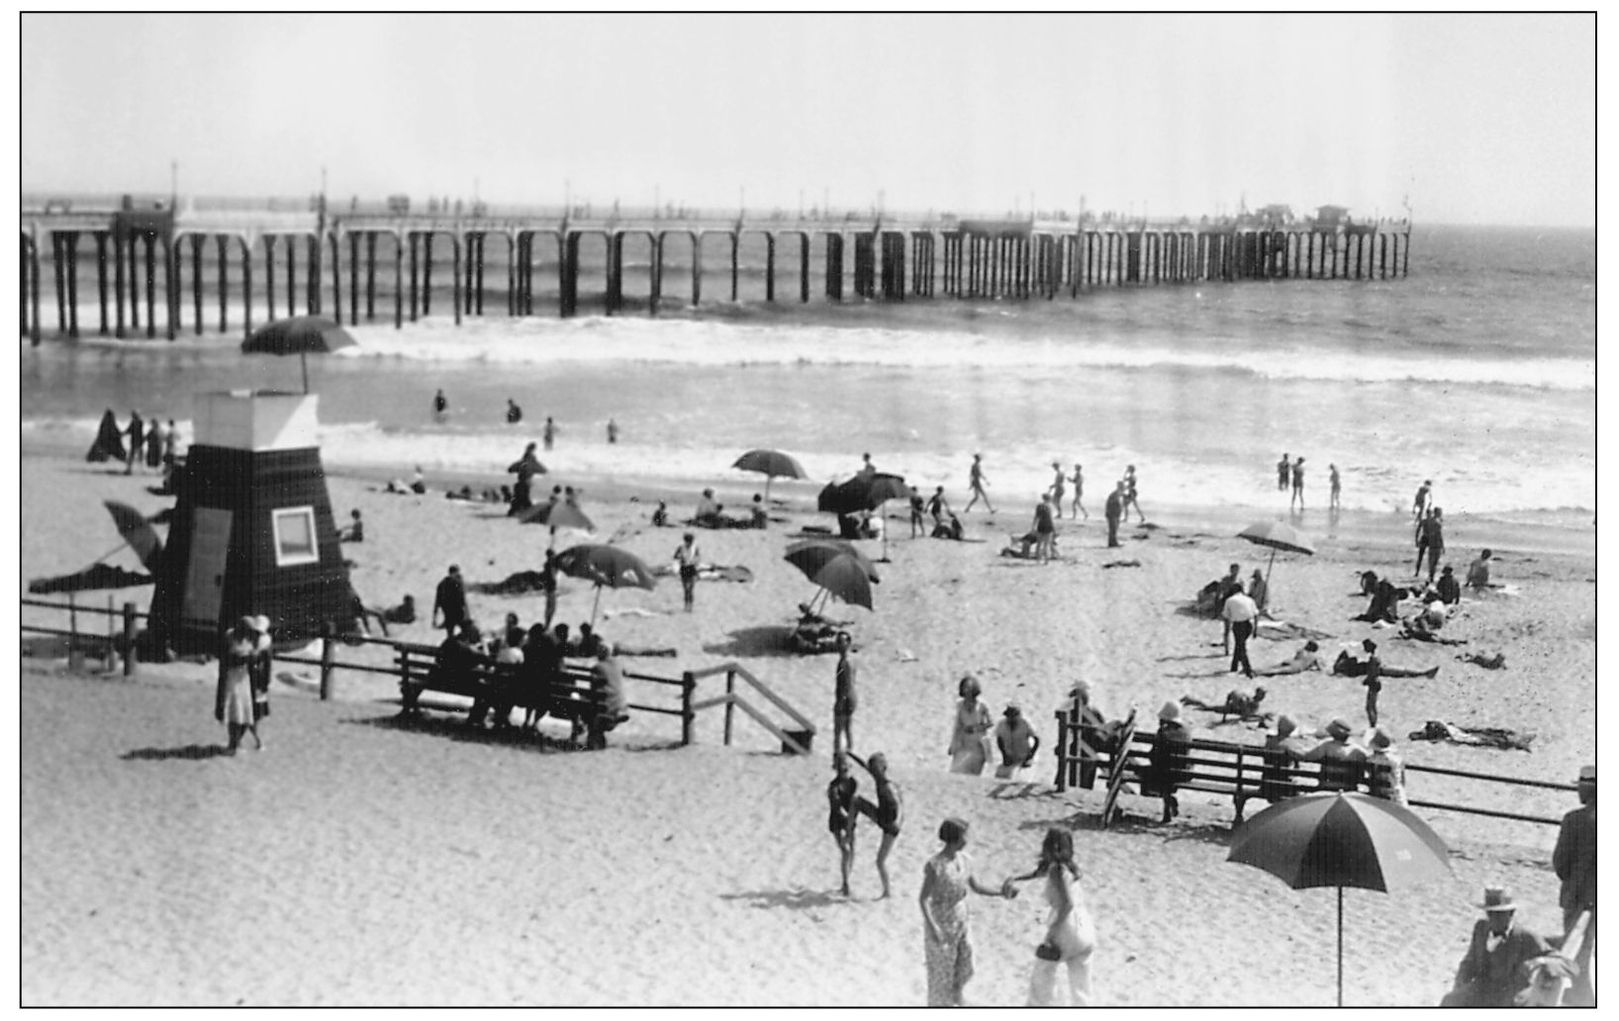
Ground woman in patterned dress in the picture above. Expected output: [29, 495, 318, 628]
[918, 817, 1016, 1006]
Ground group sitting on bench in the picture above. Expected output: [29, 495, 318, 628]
[403, 617, 629, 749]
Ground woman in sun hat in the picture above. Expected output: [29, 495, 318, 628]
[1365, 728, 1408, 806]
[1150, 701, 1191, 822]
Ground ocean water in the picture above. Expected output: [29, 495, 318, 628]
[19, 225, 1594, 528]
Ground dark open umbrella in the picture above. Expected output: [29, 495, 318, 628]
[733, 448, 809, 502]
[1238, 520, 1315, 598]
[818, 472, 909, 561]
[518, 499, 596, 550]
[1227, 791, 1452, 1005]
[104, 500, 163, 570]
[784, 539, 879, 612]
[243, 315, 357, 393]
[554, 543, 657, 625]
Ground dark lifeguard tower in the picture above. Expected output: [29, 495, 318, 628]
[149, 391, 355, 654]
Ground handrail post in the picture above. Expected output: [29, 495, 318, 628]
[1054, 708, 1070, 791]
[319, 622, 336, 701]
[121, 601, 138, 678]
[680, 671, 695, 746]
[724, 668, 736, 746]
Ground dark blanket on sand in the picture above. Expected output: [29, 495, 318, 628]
[86, 411, 127, 463]
[1407, 720, 1535, 752]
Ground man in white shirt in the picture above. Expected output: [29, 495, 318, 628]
[992, 703, 1041, 779]
[1222, 581, 1260, 679]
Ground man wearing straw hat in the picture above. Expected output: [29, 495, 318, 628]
[1440, 885, 1549, 1006]
[1552, 765, 1596, 1005]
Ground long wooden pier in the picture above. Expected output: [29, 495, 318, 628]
[18, 201, 1411, 344]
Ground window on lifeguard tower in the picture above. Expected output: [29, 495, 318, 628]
[272, 507, 320, 567]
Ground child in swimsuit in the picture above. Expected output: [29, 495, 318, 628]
[850, 752, 903, 899]
[828, 753, 859, 896]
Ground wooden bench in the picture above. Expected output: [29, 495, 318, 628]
[393, 641, 616, 741]
[1058, 717, 1392, 825]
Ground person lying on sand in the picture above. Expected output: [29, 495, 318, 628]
[1255, 640, 1326, 676]
[1407, 719, 1534, 752]
[1399, 599, 1467, 644]
[1332, 647, 1439, 678]
[1180, 686, 1269, 723]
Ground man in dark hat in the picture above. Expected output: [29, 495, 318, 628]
[1441, 885, 1549, 1006]
[1552, 765, 1596, 1005]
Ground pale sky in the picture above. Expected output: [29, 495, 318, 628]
[19, 12, 1596, 226]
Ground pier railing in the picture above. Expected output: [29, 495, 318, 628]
[20, 200, 1411, 344]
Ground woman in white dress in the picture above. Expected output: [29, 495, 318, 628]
[947, 675, 993, 775]
[1008, 827, 1097, 1005]
[215, 618, 263, 754]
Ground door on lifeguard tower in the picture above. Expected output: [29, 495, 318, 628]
[183, 507, 232, 630]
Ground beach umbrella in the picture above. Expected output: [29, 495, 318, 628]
[554, 544, 657, 625]
[242, 315, 357, 393]
[732, 448, 809, 502]
[784, 539, 880, 612]
[518, 499, 595, 550]
[1227, 791, 1453, 1005]
[103, 500, 164, 570]
[1238, 519, 1316, 596]
[817, 472, 909, 561]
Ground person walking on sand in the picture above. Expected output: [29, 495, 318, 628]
[124, 410, 144, 475]
[1123, 464, 1145, 523]
[1552, 766, 1596, 1006]
[948, 675, 994, 775]
[215, 618, 264, 754]
[1329, 463, 1342, 510]
[964, 454, 995, 513]
[1415, 507, 1446, 584]
[1277, 452, 1291, 491]
[431, 564, 467, 635]
[1007, 827, 1097, 1005]
[1068, 463, 1087, 520]
[1222, 580, 1259, 679]
[1360, 638, 1385, 727]
[1215, 562, 1243, 654]
[849, 751, 903, 898]
[827, 752, 859, 896]
[543, 416, 556, 451]
[1103, 481, 1124, 548]
[832, 631, 856, 754]
[673, 532, 701, 612]
[1290, 456, 1306, 511]
[918, 817, 1018, 1006]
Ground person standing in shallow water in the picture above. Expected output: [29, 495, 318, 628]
[432, 389, 447, 421]
[1068, 463, 1087, 520]
[918, 817, 1018, 1006]
[543, 416, 556, 451]
[1329, 463, 1342, 510]
[1290, 456, 1306, 511]
[1277, 453, 1291, 491]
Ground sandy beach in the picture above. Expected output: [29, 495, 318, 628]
[19, 447, 1594, 1007]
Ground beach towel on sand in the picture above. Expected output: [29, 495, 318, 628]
[651, 564, 754, 583]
